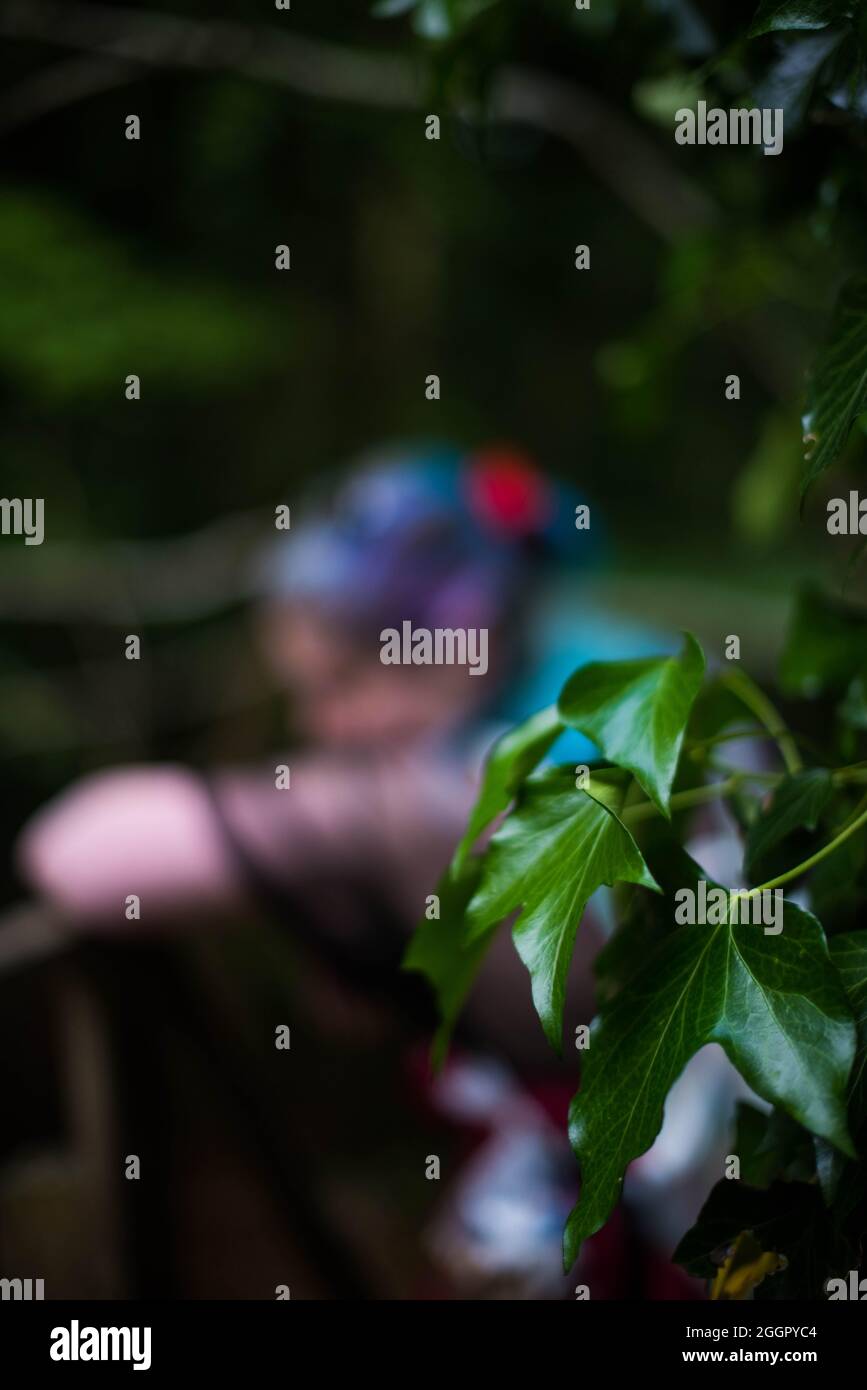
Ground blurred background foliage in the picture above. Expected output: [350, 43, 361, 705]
[1, 0, 867, 895]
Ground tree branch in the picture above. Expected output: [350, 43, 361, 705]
[0, 509, 265, 622]
[0, 53, 135, 133]
[0, 0, 714, 240]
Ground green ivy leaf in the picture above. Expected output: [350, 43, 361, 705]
[557, 633, 705, 817]
[451, 704, 563, 875]
[403, 857, 489, 1068]
[686, 674, 756, 745]
[466, 768, 659, 1052]
[810, 828, 867, 933]
[750, 1, 860, 37]
[674, 1178, 857, 1299]
[593, 892, 670, 1001]
[594, 843, 703, 999]
[754, 28, 849, 129]
[801, 276, 867, 496]
[564, 897, 856, 1269]
[829, 931, 867, 1128]
[734, 1102, 818, 1187]
[745, 768, 834, 875]
[779, 588, 867, 697]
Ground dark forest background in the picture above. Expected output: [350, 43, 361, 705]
[1, 0, 866, 1298]
[3, 0, 862, 874]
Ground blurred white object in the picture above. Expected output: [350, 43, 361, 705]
[425, 1058, 576, 1298]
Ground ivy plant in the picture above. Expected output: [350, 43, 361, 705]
[406, 591, 867, 1297]
[374, 0, 867, 1298]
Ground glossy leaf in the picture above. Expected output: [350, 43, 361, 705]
[754, 28, 848, 128]
[451, 704, 563, 875]
[403, 857, 489, 1068]
[745, 768, 834, 874]
[564, 897, 855, 1268]
[750, 0, 859, 36]
[557, 633, 705, 816]
[594, 842, 704, 999]
[829, 931, 867, 1128]
[802, 276, 867, 496]
[466, 768, 659, 1051]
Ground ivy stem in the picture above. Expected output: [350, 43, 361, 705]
[834, 761, 867, 782]
[721, 669, 802, 776]
[739, 798, 867, 898]
[623, 768, 867, 826]
[623, 773, 779, 824]
[622, 761, 867, 897]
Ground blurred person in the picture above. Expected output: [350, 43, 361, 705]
[16, 442, 636, 1064]
[13, 441, 732, 1297]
